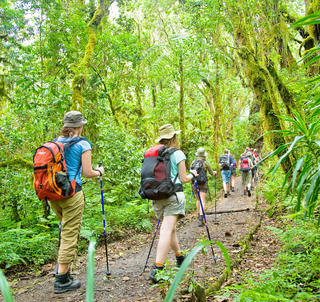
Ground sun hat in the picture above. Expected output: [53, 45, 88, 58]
[63, 111, 87, 128]
[196, 147, 208, 158]
[155, 124, 181, 143]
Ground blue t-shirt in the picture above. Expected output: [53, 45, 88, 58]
[56, 136, 92, 186]
[169, 149, 186, 184]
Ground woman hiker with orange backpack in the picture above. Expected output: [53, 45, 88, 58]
[49, 111, 104, 293]
[149, 124, 198, 283]
[191, 148, 216, 227]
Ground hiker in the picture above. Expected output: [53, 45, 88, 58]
[49, 111, 104, 293]
[191, 147, 216, 227]
[230, 153, 237, 192]
[239, 152, 253, 196]
[252, 149, 259, 182]
[149, 124, 198, 283]
[247, 148, 257, 189]
[218, 149, 234, 198]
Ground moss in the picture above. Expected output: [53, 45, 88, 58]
[71, 0, 106, 110]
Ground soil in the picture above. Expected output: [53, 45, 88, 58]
[5, 177, 277, 302]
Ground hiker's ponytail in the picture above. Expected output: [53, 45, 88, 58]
[159, 134, 177, 147]
[60, 126, 81, 137]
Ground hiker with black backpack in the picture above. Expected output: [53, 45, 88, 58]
[239, 152, 253, 196]
[139, 124, 198, 284]
[218, 149, 234, 198]
[191, 148, 216, 227]
[34, 111, 104, 293]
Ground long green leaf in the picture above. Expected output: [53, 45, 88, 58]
[305, 169, 320, 210]
[291, 156, 306, 190]
[292, 13, 320, 27]
[213, 241, 231, 277]
[86, 241, 96, 302]
[271, 136, 304, 174]
[0, 269, 14, 302]
[164, 242, 208, 302]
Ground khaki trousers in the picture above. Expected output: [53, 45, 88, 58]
[49, 191, 85, 264]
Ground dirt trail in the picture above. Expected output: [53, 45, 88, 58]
[8, 178, 261, 302]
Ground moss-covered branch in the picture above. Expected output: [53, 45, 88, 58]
[71, 0, 107, 110]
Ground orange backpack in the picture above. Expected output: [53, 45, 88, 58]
[33, 138, 83, 201]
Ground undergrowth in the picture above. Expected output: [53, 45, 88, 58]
[216, 168, 320, 301]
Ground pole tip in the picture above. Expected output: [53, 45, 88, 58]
[106, 271, 111, 277]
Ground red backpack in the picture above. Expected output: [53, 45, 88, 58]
[33, 138, 83, 201]
[138, 145, 178, 200]
[240, 156, 250, 172]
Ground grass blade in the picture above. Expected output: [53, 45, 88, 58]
[86, 241, 96, 302]
[0, 269, 14, 302]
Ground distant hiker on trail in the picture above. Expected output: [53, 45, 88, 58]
[230, 153, 237, 192]
[219, 149, 234, 198]
[239, 152, 253, 196]
[252, 148, 260, 182]
[191, 147, 216, 227]
[49, 111, 104, 293]
[148, 124, 198, 283]
[246, 148, 257, 189]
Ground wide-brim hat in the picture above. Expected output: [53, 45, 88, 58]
[196, 147, 208, 158]
[63, 111, 87, 128]
[155, 124, 181, 143]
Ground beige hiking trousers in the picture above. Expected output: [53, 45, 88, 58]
[49, 191, 85, 264]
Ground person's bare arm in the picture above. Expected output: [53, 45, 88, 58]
[178, 160, 198, 183]
[81, 150, 104, 178]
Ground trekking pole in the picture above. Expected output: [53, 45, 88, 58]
[98, 163, 111, 278]
[186, 189, 194, 216]
[142, 218, 161, 273]
[214, 175, 217, 221]
[194, 179, 217, 262]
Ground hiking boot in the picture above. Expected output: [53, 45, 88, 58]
[248, 190, 251, 197]
[224, 193, 227, 198]
[149, 264, 164, 284]
[54, 272, 81, 294]
[198, 215, 204, 227]
[176, 254, 185, 267]
[231, 186, 234, 192]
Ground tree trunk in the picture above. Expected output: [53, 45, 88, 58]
[71, 0, 107, 110]
[179, 53, 186, 150]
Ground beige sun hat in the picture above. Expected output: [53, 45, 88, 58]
[196, 147, 208, 158]
[63, 111, 87, 128]
[155, 124, 181, 143]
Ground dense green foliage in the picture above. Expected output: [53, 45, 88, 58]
[0, 6, 319, 302]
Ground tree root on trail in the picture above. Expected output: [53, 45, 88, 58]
[205, 212, 264, 297]
[206, 208, 251, 215]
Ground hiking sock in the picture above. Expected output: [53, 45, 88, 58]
[149, 264, 164, 284]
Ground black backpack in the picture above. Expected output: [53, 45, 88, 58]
[191, 159, 207, 185]
[220, 155, 230, 170]
[138, 145, 178, 200]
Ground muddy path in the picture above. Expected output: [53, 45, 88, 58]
[8, 178, 261, 302]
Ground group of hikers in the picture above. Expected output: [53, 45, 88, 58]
[34, 111, 260, 292]
[218, 148, 260, 198]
